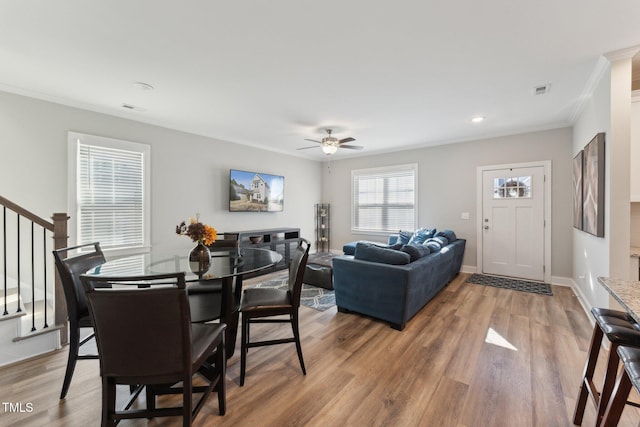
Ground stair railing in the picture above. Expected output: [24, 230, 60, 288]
[0, 195, 68, 342]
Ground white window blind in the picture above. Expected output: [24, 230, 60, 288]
[352, 164, 417, 233]
[69, 132, 150, 253]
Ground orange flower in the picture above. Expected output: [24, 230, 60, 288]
[176, 215, 217, 246]
[202, 224, 217, 246]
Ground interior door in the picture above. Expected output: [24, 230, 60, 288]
[482, 166, 545, 281]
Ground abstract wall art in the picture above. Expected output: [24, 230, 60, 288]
[581, 132, 605, 237]
[573, 150, 583, 230]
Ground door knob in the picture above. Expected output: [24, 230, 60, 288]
[484, 225, 490, 230]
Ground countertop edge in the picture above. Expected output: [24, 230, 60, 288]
[598, 276, 640, 323]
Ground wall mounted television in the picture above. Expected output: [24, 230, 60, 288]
[229, 169, 284, 212]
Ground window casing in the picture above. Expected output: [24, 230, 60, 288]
[68, 132, 150, 256]
[351, 164, 417, 234]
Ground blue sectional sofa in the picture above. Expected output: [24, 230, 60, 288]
[333, 230, 466, 330]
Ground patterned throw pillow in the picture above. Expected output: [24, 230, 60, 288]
[408, 227, 436, 245]
[424, 237, 444, 252]
[398, 230, 413, 245]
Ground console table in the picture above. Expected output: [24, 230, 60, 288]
[226, 227, 300, 275]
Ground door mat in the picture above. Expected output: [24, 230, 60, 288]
[249, 275, 336, 311]
[467, 273, 553, 296]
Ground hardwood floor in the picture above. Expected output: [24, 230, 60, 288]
[1, 272, 639, 426]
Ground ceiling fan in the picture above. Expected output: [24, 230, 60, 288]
[297, 129, 363, 155]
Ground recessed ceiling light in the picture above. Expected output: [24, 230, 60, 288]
[471, 116, 485, 123]
[132, 82, 154, 91]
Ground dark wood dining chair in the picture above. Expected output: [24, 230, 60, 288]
[53, 242, 106, 399]
[239, 238, 310, 386]
[80, 272, 226, 426]
[188, 233, 243, 356]
[187, 233, 240, 321]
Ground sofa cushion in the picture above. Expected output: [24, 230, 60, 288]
[435, 229, 457, 242]
[408, 227, 436, 245]
[374, 242, 404, 251]
[354, 242, 411, 265]
[400, 244, 431, 262]
[344, 240, 401, 255]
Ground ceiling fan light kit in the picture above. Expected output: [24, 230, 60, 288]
[297, 128, 363, 155]
[322, 144, 338, 155]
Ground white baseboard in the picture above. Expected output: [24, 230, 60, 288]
[460, 265, 477, 274]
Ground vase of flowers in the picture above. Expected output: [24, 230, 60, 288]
[176, 215, 217, 275]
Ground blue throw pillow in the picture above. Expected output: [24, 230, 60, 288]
[400, 244, 431, 262]
[397, 230, 413, 245]
[408, 227, 436, 245]
[435, 229, 457, 242]
[430, 235, 449, 246]
[354, 242, 411, 265]
[424, 237, 444, 252]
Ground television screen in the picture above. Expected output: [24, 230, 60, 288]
[229, 169, 284, 212]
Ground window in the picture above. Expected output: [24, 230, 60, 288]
[68, 132, 150, 255]
[493, 176, 532, 198]
[351, 164, 417, 234]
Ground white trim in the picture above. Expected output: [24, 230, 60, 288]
[604, 45, 640, 62]
[476, 160, 552, 284]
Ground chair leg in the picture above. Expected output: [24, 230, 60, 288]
[597, 343, 622, 425]
[183, 375, 192, 427]
[240, 314, 249, 386]
[291, 312, 306, 375]
[103, 377, 116, 426]
[217, 334, 226, 415]
[573, 324, 604, 425]
[146, 385, 155, 412]
[600, 369, 633, 427]
[60, 324, 80, 399]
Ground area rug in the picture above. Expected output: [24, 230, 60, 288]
[467, 273, 553, 296]
[249, 275, 336, 311]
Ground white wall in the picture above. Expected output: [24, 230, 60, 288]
[572, 66, 612, 308]
[322, 127, 574, 278]
[0, 90, 322, 254]
[572, 54, 635, 310]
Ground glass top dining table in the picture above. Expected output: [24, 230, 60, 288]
[86, 246, 282, 282]
[83, 246, 283, 358]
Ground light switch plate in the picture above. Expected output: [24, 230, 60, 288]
[461, 212, 470, 220]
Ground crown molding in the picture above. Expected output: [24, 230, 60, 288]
[604, 45, 640, 62]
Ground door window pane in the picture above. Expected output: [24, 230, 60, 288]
[493, 176, 532, 198]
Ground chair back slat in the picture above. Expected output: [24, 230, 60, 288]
[288, 239, 310, 306]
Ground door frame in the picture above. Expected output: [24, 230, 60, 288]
[476, 160, 552, 283]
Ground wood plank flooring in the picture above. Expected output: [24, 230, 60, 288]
[1, 272, 639, 426]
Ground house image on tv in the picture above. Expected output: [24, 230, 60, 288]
[249, 174, 269, 202]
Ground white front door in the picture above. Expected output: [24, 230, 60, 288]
[481, 166, 545, 281]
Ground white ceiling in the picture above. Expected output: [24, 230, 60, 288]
[1, 1, 639, 160]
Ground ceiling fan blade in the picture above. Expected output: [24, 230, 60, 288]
[297, 146, 320, 150]
[338, 137, 355, 144]
[340, 145, 364, 150]
[304, 138, 323, 144]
